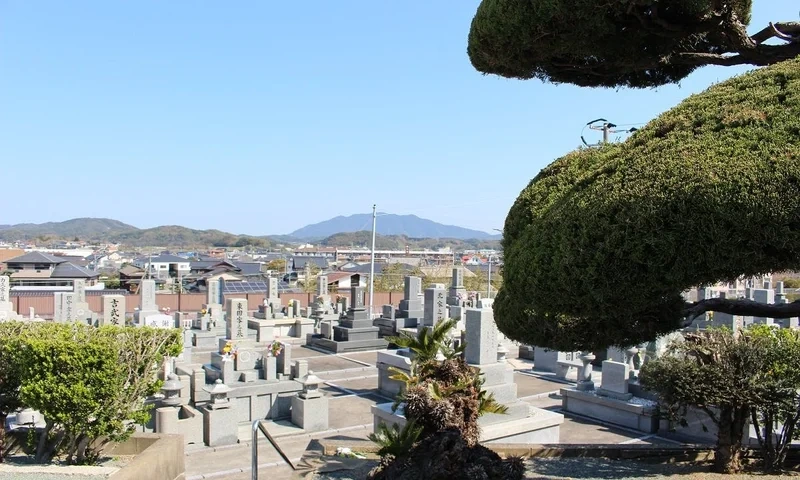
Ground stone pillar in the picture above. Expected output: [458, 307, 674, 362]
[576, 352, 596, 391]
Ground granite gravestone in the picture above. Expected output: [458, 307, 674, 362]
[102, 294, 126, 326]
[423, 285, 447, 327]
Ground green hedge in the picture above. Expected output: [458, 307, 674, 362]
[0, 322, 181, 464]
[497, 57, 800, 350]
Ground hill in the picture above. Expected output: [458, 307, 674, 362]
[0, 218, 271, 248]
[0, 218, 137, 240]
[290, 213, 499, 240]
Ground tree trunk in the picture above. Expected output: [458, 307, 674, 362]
[35, 420, 54, 463]
[714, 407, 747, 473]
[0, 414, 6, 463]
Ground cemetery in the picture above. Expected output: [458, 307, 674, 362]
[1, 270, 800, 479]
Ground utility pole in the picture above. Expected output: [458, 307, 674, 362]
[369, 204, 377, 318]
[487, 255, 492, 298]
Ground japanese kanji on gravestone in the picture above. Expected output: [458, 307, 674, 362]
[423, 285, 446, 327]
[0, 275, 10, 304]
[208, 278, 221, 305]
[63, 293, 75, 322]
[74, 279, 86, 303]
[226, 298, 248, 340]
[0, 275, 15, 321]
[102, 294, 126, 326]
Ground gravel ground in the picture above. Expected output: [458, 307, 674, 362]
[307, 458, 800, 479]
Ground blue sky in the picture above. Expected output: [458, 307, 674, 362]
[0, 1, 796, 235]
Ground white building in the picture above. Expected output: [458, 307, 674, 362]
[133, 254, 191, 280]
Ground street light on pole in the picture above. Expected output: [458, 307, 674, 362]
[369, 205, 377, 318]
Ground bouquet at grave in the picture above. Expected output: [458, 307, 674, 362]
[200, 308, 207, 315]
[162, 307, 171, 314]
[267, 341, 283, 357]
[222, 341, 234, 356]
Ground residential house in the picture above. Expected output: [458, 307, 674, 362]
[3, 251, 100, 289]
[133, 254, 191, 280]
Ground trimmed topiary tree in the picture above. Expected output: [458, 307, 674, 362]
[495, 58, 800, 351]
[467, 0, 800, 88]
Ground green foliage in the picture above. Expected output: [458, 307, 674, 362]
[640, 327, 800, 473]
[0, 322, 181, 465]
[373, 263, 406, 293]
[497, 58, 800, 351]
[387, 319, 465, 364]
[266, 259, 286, 272]
[780, 277, 800, 289]
[465, 0, 795, 88]
[368, 420, 423, 459]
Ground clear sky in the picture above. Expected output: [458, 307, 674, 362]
[1, 1, 796, 235]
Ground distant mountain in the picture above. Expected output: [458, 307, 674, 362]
[0, 218, 271, 248]
[290, 214, 499, 240]
[0, 218, 137, 239]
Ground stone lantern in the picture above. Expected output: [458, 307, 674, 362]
[298, 371, 323, 399]
[160, 373, 183, 407]
[203, 379, 232, 409]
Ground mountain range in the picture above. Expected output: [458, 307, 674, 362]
[290, 213, 498, 240]
[0, 215, 501, 247]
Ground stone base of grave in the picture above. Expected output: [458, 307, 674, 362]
[518, 345, 535, 360]
[371, 402, 563, 444]
[247, 319, 275, 343]
[307, 334, 388, 353]
[560, 387, 658, 433]
[376, 349, 413, 398]
[291, 395, 329, 432]
[373, 317, 395, 337]
[393, 317, 419, 333]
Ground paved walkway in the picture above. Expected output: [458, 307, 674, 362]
[184, 346, 680, 480]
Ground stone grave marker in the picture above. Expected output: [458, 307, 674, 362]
[465, 308, 498, 366]
[226, 298, 248, 340]
[102, 294, 126, 326]
[423, 285, 446, 327]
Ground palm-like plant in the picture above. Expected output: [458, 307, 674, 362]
[368, 419, 423, 459]
[387, 319, 464, 363]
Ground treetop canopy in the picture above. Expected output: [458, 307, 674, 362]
[496, 57, 800, 350]
[467, 0, 799, 88]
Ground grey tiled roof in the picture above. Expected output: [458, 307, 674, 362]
[148, 254, 190, 263]
[51, 262, 100, 278]
[232, 262, 263, 276]
[291, 257, 329, 270]
[5, 251, 65, 265]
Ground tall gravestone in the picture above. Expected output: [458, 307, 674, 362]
[135, 279, 161, 324]
[62, 293, 76, 322]
[464, 308, 519, 406]
[397, 276, 424, 320]
[226, 298, 248, 342]
[447, 267, 468, 322]
[423, 285, 447, 327]
[53, 292, 64, 322]
[0, 275, 18, 322]
[72, 279, 93, 323]
[102, 294, 126, 326]
[752, 287, 776, 325]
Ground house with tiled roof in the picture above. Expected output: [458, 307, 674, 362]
[3, 251, 100, 289]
